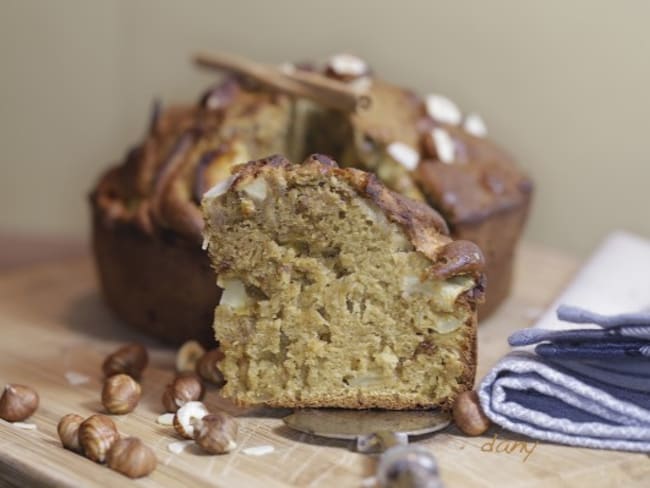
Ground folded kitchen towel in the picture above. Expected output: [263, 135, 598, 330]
[478, 232, 650, 452]
[478, 349, 650, 452]
[509, 305, 650, 360]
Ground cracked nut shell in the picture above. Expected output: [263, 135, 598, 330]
[176, 340, 206, 373]
[173, 401, 209, 439]
[193, 412, 239, 454]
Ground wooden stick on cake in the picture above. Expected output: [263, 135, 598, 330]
[193, 51, 371, 112]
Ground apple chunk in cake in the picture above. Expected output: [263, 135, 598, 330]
[201, 154, 484, 409]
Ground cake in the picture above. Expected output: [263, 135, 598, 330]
[201, 155, 484, 409]
[90, 52, 531, 345]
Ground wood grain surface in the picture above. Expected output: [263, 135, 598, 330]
[0, 242, 648, 487]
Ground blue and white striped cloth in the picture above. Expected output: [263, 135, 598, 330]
[478, 305, 650, 452]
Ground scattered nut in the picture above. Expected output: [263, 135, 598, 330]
[0, 384, 39, 422]
[64, 371, 90, 386]
[242, 445, 274, 456]
[173, 401, 209, 439]
[452, 390, 491, 436]
[102, 343, 148, 380]
[387, 142, 420, 171]
[193, 412, 239, 454]
[79, 414, 120, 463]
[463, 112, 487, 138]
[425, 93, 462, 126]
[106, 437, 157, 479]
[176, 340, 206, 373]
[325, 53, 370, 81]
[102, 374, 141, 415]
[196, 349, 226, 387]
[425, 127, 455, 164]
[57, 414, 84, 452]
[162, 373, 205, 413]
[376, 444, 442, 488]
[156, 413, 175, 426]
[167, 440, 193, 454]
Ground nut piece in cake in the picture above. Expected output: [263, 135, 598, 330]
[202, 155, 484, 409]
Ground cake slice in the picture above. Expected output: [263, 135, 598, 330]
[201, 154, 485, 409]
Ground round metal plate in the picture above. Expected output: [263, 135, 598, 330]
[283, 409, 451, 440]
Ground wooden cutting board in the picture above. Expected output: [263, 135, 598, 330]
[0, 242, 648, 487]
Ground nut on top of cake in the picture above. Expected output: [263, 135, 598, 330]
[202, 154, 485, 409]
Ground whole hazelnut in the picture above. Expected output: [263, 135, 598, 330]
[162, 373, 205, 413]
[57, 413, 84, 452]
[79, 414, 120, 463]
[193, 412, 238, 454]
[102, 343, 148, 380]
[106, 437, 157, 479]
[452, 390, 491, 436]
[173, 401, 209, 439]
[0, 384, 39, 422]
[176, 340, 206, 373]
[196, 349, 225, 387]
[102, 374, 141, 415]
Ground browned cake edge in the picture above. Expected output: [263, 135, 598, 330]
[204, 154, 484, 409]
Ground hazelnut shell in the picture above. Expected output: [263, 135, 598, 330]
[79, 414, 120, 463]
[102, 374, 142, 415]
[107, 437, 157, 478]
[0, 384, 39, 422]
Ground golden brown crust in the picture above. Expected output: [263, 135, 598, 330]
[227, 154, 485, 284]
[208, 155, 481, 410]
[90, 56, 531, 345]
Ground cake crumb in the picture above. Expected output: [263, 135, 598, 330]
[242, 445, 274, 456]
[360, 476, 378, 488]
[167, 440, 193, 454]
[64, 371, 90, 386]
[157, 413, 175, 426]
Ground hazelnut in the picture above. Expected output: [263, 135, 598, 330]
[57, 414, 84, 452]
[196, 349, 226, 387]
[423, 127, 456, 164]
[0, 384, 39, 422]
[173, 401, 209, 439]
[106, 437, 157, 479]
[102, 343, 148, 380]
[193, 412, 238, 454]
[102, 374, 141, 415]
[325, 53, 370, 82]
[452, 390, 491, 436]
[79, 414, 120, 463]
[376, 444, 441, 488]
[176, 340, 206, 373]
[162, 373, 205, 413]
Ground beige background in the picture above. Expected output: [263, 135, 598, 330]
[1, 0, 649, 256]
